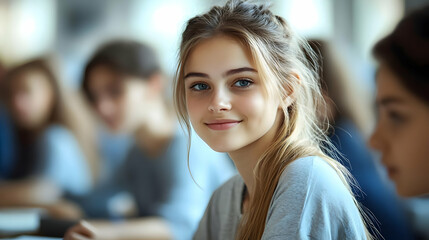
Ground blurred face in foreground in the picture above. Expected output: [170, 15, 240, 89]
[9, 70, 55, 129]
[369, 64, 429, 197]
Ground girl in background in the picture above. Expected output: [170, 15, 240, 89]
[0, 59, 98, 219]
[370, 5, 429, 198]
[369, 6, 429, 239]
[174, 0, 372, 239]
[308, 39, 414, 239]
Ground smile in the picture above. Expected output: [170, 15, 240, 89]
[205, 119, 242, 130]
[386, 166, 399, 179]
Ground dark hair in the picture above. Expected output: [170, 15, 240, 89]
[1, 59, 61, 124]
[1, 59, 65, 178]
[373, 5, 429, 104]
[82, 40, 161, 102]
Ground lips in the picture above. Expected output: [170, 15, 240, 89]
[386, 166, 399, 179]
[205, 119, 242, 130]
[382, 160, 398, 179]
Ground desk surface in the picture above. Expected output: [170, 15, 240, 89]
[0, 208, 40, 236]
[0, 208, 75, 239]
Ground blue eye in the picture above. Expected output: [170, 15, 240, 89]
[234, 79, 252, 88]
[190, 83, 210, 91]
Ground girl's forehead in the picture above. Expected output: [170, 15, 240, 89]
[184, 35, 256, 75]
[12, 70, 49, 86]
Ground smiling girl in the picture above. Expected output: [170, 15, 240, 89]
[174, 1, 372, 239]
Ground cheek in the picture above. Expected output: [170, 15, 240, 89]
[29, 90, 54, 120]
[120, 93, 138, 123]
[97, 95, 125, 128]
[239, 92, 277, 125]
[122, 87, 150, 130]
[126, 86, 149, 114]
[394, 122, 429, 196]
[402, 120, 429, 167]
[186, 94, 205, 124]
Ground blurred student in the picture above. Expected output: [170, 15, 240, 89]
[0, 59, 99, 219]
[309, 40, 415, 239]
[370, 5, 429, 200]
[64, 40, 234, 240]
[369, 5, 429, 238]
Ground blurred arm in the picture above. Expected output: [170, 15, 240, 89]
[0, 178, 61, 206]
[0, 178, 83, 219]
[64, 218, 172, 240]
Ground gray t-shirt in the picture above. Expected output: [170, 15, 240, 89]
[193, 156, 367, 240]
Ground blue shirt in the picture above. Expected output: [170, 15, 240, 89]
[39, 125, 92, 196]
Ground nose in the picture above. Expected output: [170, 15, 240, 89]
[12, 94, 30, 115]
[208, 87, 231, 112]
[368, 122, 384, 151]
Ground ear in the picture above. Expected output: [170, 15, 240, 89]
[282, 72, 300, 107]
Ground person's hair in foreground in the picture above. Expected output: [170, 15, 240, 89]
[174, 0, 372, 239]
[370, 5, 429, 196]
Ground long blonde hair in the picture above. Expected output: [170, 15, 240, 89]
[174, 1, 373, 239]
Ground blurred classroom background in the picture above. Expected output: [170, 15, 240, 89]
[0, 0, 429, 239]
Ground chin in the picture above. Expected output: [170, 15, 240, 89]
[209, 145, 235, 153]
[106, 124, 124, 134]
[396, 184, 429, 197]
[202, 138, 242, 153]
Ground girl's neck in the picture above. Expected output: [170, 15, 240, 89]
[17, 122, 48, 142]
[228, 112, 282, 198]
[134, 100, 176, 157]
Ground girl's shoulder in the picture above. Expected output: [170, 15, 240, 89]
[264, 156, 366, 239]
[279, 155, 345, 191]
[273, 155, 357, 214]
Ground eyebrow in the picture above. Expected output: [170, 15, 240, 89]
[376, 96, 407, 106]
[184, 67, 257, 80]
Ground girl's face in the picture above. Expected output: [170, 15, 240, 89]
[9, 70, 55, 129]
[87, 65, 149, 133]
[369, 64, 429, 197]
[184, 35, 280, 153]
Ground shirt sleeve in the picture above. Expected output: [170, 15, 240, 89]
[40, 125, 92, 196]
[261, 156, 367, 240]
